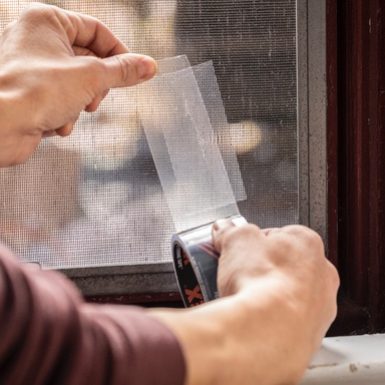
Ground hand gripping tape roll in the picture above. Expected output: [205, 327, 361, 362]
[172, 215, 247, 307]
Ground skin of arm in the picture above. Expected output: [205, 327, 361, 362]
[0, 5, 340, 385]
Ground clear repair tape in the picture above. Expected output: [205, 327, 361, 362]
[137, 56, 247, 307]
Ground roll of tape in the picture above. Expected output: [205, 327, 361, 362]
[172, 215, 247, 307]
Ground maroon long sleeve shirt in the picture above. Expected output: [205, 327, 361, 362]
[0, 244, 186, 385]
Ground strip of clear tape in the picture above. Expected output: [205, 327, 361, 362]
[158, 56, 246, 205]
[137, 56, 246, 233]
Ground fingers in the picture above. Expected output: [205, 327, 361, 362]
[264, 225, 339, 306]
[85, 92, 107, 113]
[42, 118, 78, 138]
[212, 219, 237, 253]
[42, 123, 74, 138]
[66, 12, 128, 58]
[42, 130, 57, 138]
[3, 20, 17, 35]
[55, 122, 75, 137]
[62, 11, 128, 57]
[101, 53, 158, 88]
[72, 53, 156, 108]
[73, 46, 97, 57]
[212, 220, 260, 253]
[73, 46, 110, 112]
[266, 225, 325, 255]
[261, 228, 279, 236]
[56, 114, 80, 137]
[214, 223, 323, 251]
[326, 260, 340, 293]
[21, 3, 129, 58]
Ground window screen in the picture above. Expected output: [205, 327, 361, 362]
[0, 0, 298, 269]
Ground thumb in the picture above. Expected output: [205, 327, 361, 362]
[102, 53, 158, 88]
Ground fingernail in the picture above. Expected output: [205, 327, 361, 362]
[213, 219, 231, 232]
[137, 57, 158, 80]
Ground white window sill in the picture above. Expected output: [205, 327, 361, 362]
[301, 334, 385, 384]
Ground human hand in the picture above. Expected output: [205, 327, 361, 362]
[0, 3, 157, 166]
[151, 223, 338, 385]
[213, 221, 339, 351]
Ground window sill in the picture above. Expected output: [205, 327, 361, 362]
[59, 263, 177, 296]
[301, 334, 385, 384]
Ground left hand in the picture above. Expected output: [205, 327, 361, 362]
[0, 3, 157, 166]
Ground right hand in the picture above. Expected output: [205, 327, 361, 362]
[152, 224, 338, 385]
[213, 221, 339, 351]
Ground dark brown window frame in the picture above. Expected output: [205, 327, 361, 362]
[327, 0, 385, 335]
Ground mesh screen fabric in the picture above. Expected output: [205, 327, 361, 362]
[0, 0, 298, 269]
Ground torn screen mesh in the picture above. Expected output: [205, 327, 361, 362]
[0, 0, 298, 268]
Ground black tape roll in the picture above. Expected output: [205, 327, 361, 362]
[172, 215, 246, 307]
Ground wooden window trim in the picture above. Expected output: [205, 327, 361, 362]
[327, 0, 385, 335]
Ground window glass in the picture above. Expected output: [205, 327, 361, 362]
[0, 0, 298, 268]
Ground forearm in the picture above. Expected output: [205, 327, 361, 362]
[151, 277, 313, 385]
[0, 245, 185, 385]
